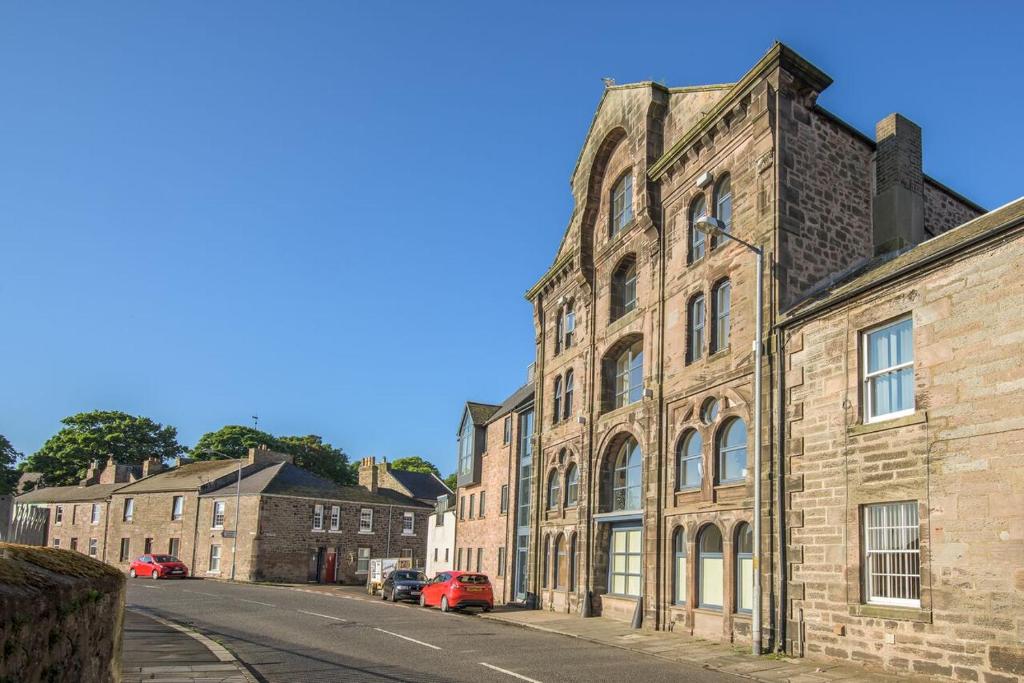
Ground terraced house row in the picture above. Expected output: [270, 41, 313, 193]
[16, 447, 436, 584]
[454, 42, 1024, 682]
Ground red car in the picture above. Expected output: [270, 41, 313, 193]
[418, 571, 493, 612]
[129, 554, 189, 579]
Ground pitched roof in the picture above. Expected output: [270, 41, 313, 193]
[388, 468, 452, 502]
[199, 462, 429, 508]
[113, 459, 244, 494]
[16, 482, 128, 504]
[465, 401, 500, 426]
[487, 383, 535, 425]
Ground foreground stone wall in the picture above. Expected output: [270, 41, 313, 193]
[0, 542, 125, 683]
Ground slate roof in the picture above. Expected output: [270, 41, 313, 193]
[466, 401, 501, 426]
[388, 468, 452, 502]
[16, 482, 128, 504]
[199, 462, 430, 508]
[486, 383, 535, 425]
[113, 459, 245, 494]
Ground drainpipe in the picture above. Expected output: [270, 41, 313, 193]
[655, 203, 667, 630]
[776, 328, 788, 653]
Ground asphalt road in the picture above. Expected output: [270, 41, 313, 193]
[127, 579, 744, 683]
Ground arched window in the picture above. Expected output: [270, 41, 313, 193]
[701, 397, 720, 424]
[717, 418, 747, 484]
[687, 293, 705, 363]
[547, 470, 561, 510]
[689, 195, 707, 263]
[610, 171, 634, 236]
[555, 311, 564, 355]
[564, 464, 579, 507]
[711, 279, 731, 353]
[555, 534, 568, 589]
[553, 376, 563, 425]
[673, 528, 687, 604]
[611, 258, 638, 321]
[563, 369, 574, 420]
[698, 525, 724, 609]
[677, 430, 703, 490]
[612, 437, 642, 511]
[713, 175, 732, 249]
[569, 534, 578, 591]
[564, 301, 576, 349]
[542, 534, 550, 588]
[735, 523, 754, 613]
[614, 340, 643, 409]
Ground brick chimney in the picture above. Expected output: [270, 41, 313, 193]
[80, 459, 103, 486]
[247, 445, 293, 467]
[141, 457, 165, 478]
[873, 113, 924, 254]
[359, 456, 378, 494]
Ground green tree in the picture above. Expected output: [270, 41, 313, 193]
[0, 434, 22, 494]
[191, 425, 280, 461]
[390, 456, 440, 478]
[443, 472, 457, 491]
[24, 411, 183, 487]
[278, 434, 355, 486]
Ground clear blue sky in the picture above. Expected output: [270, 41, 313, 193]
[2, 1, 1021, 476]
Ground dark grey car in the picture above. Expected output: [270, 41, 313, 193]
[381, 569, 427, 602]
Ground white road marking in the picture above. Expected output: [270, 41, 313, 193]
[479, 663, 543, 683]
[239, 598, 275, 607]
[138, 585, 159, 589]
[373, 627, 441, 650]
[183, 590, 221, 597]
[297, 610, 347, 622]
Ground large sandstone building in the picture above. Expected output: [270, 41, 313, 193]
[455, 42, 1023, 681]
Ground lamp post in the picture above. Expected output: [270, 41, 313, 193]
[200, 448, 243, 581]
[695, 215, 763, 656]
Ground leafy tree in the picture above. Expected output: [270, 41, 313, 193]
[443, 472, 457, 491]
[278, 434, 355, 486]
[390, 456, 440, 478]
[191, 425, 280, 461]
[0, 434, 22, 494]
[24, 411, 183, 487]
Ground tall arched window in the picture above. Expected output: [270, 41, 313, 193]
[564, 301, 576, 349]
[673, 527, 687, 604]
[569, 534, 578, 591]
[555, 311, 564, 355]
[717, 418, 747, 484]
[614, 340, 643, 409]
[713, 175, 732, 249]
[698, 525, 724, 609]
[610, 171, 634, 236]
[542, 534, 551, 588]
[735, 522, 754, 614]
[612, 437, 642, 511]
[555, 534, 568, 589]
[711, 279, 731, 353]
[563, 369, 574, 420]
[689, 195, 707, 263]
[547, 470, 560, 510]
[677, 430, 703, 490]
[687, 294, 705, 363]
[553, 376, 563, 425]
[564, 464, 579, 507]
[611, 258, 638, 321]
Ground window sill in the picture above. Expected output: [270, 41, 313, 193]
[402, 533, 416, 537]
[211, 527, 224, 531]
[206, 571, 222, 575]
[311, 529, 325, 533]
[714, 481, 745, 491]
[849, 410, 927, 436]
[849, 603, 931, 623]
[693, 606, 723, 614]
[328, 529, 342, 534]
[358, 531, 375, 535]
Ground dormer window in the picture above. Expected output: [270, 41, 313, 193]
[610, 171, 634, 236]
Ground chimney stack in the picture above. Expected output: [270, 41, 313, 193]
[873, 113, 924, 254]
[359, 456, 378, 494]
[141, 457, 165, 478]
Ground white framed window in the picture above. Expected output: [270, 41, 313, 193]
[687, 294, 705, 363]
[863, 317, 914, 423]
[564, 305, 576, 349]
[608, 526, 642, 597]
[735, 523, 754, 613]
[547, 471, 560, 510]
[169, 537, 180, 557]
[677, 430, 703, 490]
[614, 340, 644, 409]
[611, 259, 638, 321]
[497, 546, 505, 577]
[53, 538, 61, 548]
[171, 495, 184, 521]
[54, 505, 63, 524]
[564, 464, 579, 507]
[673, 528, 686, 604]
[312, 504, 324, 530]
[610, 171, 634, 235]
[716, 418, 747, 484]
[91, 503, 101, 525]
[402, 512, 415, 535]
[209, 544, 222, 573]
[864, 501, 920, 607]
[711, 280, 731, 353]
[88, 538, 98, 557]
[212, 501, 225, 529]
[330, 505, 340, 531]
[698, 525, 724, 610]
[119, 538, 131, 562]
[359, 508, 373, 534]
[123, 498, 135, 522]
[356, 547, 370, 574]
[713, 175, 732, 249]
[689, 195, 707, 263]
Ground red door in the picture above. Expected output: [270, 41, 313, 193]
[324, 551, 336, 583]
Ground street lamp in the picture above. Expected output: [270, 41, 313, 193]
[694, 215, 764, 657]
[200, 448, 243, 582]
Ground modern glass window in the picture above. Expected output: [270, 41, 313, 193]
[357, 547, 370, 573]
[677, 431, 703, 490]
[457, 414, 474, 478]
[698, 525, 724, 609]
[330, 505, 341, 531]
[91, 503, 100, 525]
[359, 508, 373, 533]
[503, 416, 512, 445]
[123, 498, 134, 522]
[569, 534, 577, 591]
[500, 484, 509, 514]
[55, 505, 63, 524]
[171, 495, 184, 521]
[212, 501, 225, 529]
[735, 523, 754, 613]
[478, 491, 486, 517]
[863, 317, 914, 422]
[687, 294, 705, 363]
[563, 370, 574, 420]
[713, 175, 732, 249]
[717, 418, 747, 484]
[564, 464, 579, 507]
[469, 493, 475, 519]
[553, 377, 563, 424]
[401, 511, 414, 535]
[555, 535, 568, 589]
[609, 526, 642, 597]
[864, 501, 920, 607]
[612, 437, 643, 511]
[673, 528, 687, 604]
[119, 538, 130, 561]
[610, 171, 634, 235]
[497, 547, 506, 576]
[711, 280, 731, 353]
[611, 259, 638, 321]
[701, 398, 720, 424]
[690, 195, 707, 262]
[547, 470, 560, 510]
[313, 504, 324, 530]
[209, 545, 222, 572]
[614, 340, 644, 409]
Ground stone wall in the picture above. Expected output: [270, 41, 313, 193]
[46, 501, 110, 561]
[0, 543, 125, 683]
[923, 179, 983, 237]
[106, 490, 202, 571]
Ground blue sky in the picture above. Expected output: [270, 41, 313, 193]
[2, 1, 1021, 476]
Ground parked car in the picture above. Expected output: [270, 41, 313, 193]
[381, 569, 427, 602]
[128, 554, 189, 579]
[418, 571, 493, 612]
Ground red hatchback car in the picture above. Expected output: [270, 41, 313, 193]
[419, 571, 493, 612]
[129, 554, 189, 579]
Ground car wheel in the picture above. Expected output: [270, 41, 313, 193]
[151, 569, 160, 580]
[391, 590, 399, 602]
[129, 569, 137, 578]
[483, 606, 492, 613]
[419, 593, 426, 608]
[380, 588, 387, 601]
[440, 596, 450, 613]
